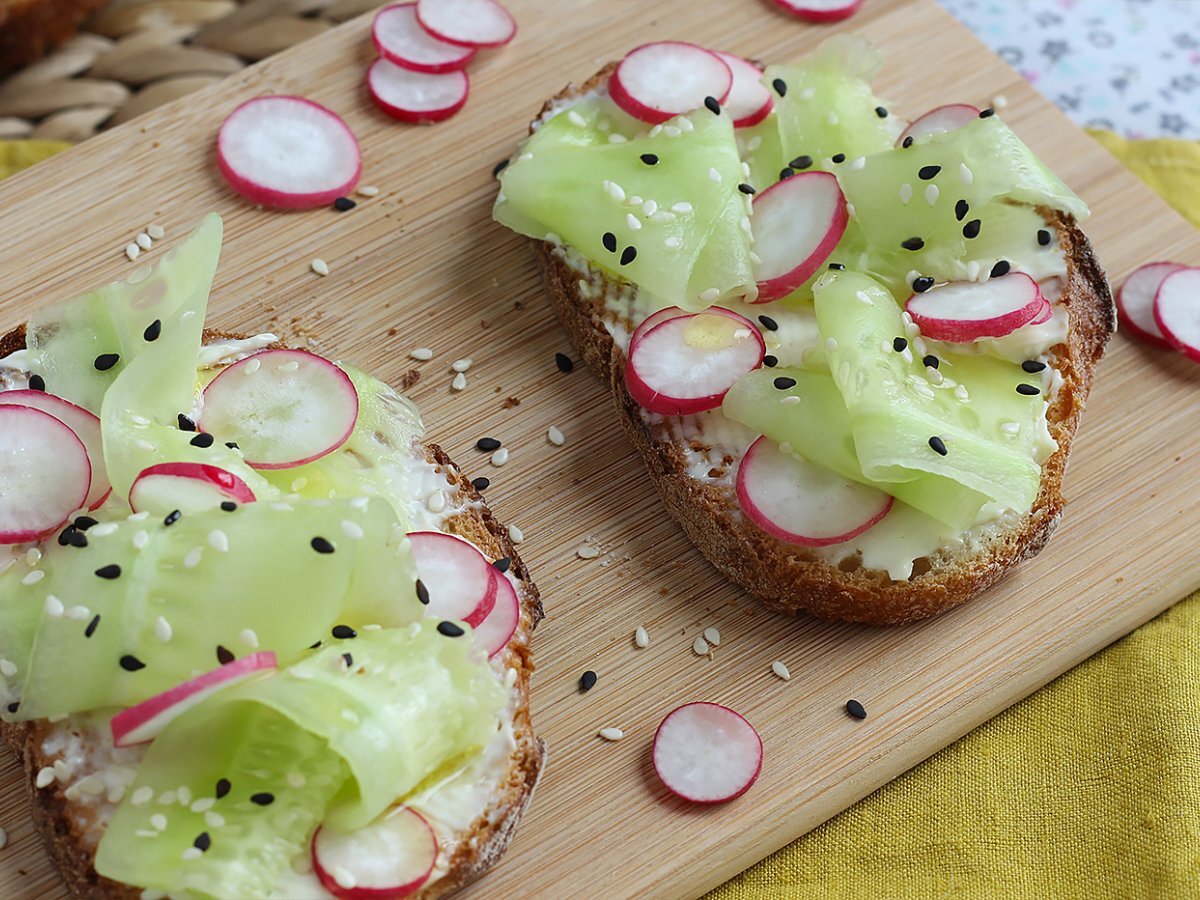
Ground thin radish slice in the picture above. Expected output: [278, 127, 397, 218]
[625, 309, 765, 416]
[1153, 267, 1200, 363]
[110, 652, 277, 747]
[0, 406, 90, 544]
[408, 531, 497, 627]
[368, 59, 469, 124]
[609, 42, 733, 125]
[198, 349, 358, 470]
[415, 0, 516, 48]
[737, 436, 892, 547]
[712, 51, 773, 128]
[129, 462, 256, 516]
[628, 306, 692, 347]
[897, 103, 981, 146]
[373, 3, 476, 73]
[905, 273, 1045, 342]
[313, 807, 437, 899]
[1028, 299, 1053, 326]
[653, 702, 762, 804]
[771, 0, 863, 23]
[1118, 261, 1187, 349]
[217, 96, 361, 209]
[472, 570, 519, 659]
[751, 171, 848, 303]
[0, 391, 109, 510]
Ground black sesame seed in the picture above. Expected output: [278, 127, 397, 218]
[918, 165, 941, 181]
[757, 315, 779, 332]
[772, 77, 787, 97]
[704, 96, 721, 115]
[6, 702, 18, 714]
[762, 355, 778, 368]
[85, 615, 100, 638]
[639, 153, 659, 166]
[75, 515, 98, 530]
[1016, 383, 1040, 396]
[216, 645, 234, 665]
[177, 413, 196, 432]
[471, 476, 490, 491]
[554, 352, 574, 373]
[929, 436, 948, 456]
[311, 537, 335, 554]
[215, 778, 231, 799]
[737, 183, 756, 195]
[619, 246, 637, 266]
[333, 197, 356, 212]
[164, 509, 181, 527]
[963, 219, 982, 239]
[95, 564, 121, 580]
[342, 652, 353, 668]
[979, 108, 995, 118]
[875, 106, 889, 118]
[902, 136, 914, 148]
[950, 201, 968, 224]
[791, 155, 813, 170]
[828, 263, 845, 271]
[493, 557, 511, 573]
[831, 153, 846, 164]
[438, 621, 465, 638]
[476, 437, 502, 452]
[893, 337, 908, 352]
[119, 654, 145, 672]
[250, 792, 274, 806]
[194, 832, 212, 852]
[579, 670, 598, 693]
[923, 355, 940, 369]
[310, 641, 323, 649]
[220, 501, 237, 512]
[331, 624, 356, 640]
[779, 167, 795, 180]
[94, 353, 120, 372]
[845, 699, 867, 720]
[990, 260, 1011, 279]
[1022, 360, 1047, 374]
[1037, 229, 1052, 246]
[773, 376, 797, 390]
[28, 374, 45, 392]
[225, 442, 239, 450]
[912, 276, 935, 293]
[190, 433, 215, 448]
[143, 319, 162, 342]
[416, 579, 430, 605]
[492, 159, 509, 178]
[900, 237, 925, 252]
[57, 526, 76, 547]
[67, 529, 88, 548]
[601, 232, 617, 253]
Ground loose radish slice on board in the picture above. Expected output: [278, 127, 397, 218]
[368, 59, 469, 124]
[129, 462, 256, 516]
[415, 0, 516, 48]
[1118, 261, 1187, 349]
[110, 653, 277, 747]
[0, 391, 109, 510]
[0, 406, 91, 544]
[751, 171, 849, 303]
[625, 309, 765, 416]
[771, 0, 863, 23]
[312, 807, 437, 899]
[408, 531, 497, 627]
[1153, 267, 1200, 363]
[198, 349, 358, 470]
[904, 273, 1045, 342]
[609, 42, 733, 125]
[373, 3, 476, 73]
[217, 96, 361, 209]
[897, 103, 981, 146]
[653, 702, 762, 804]
[472, 570, 519, 659]
[736, 436, 892, 547]
[712, 51, 773, 128]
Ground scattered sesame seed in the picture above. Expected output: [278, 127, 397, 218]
[625, 212, 642, 231]
[791, 155, 813, 170]
[598, 727, 624, 741]
[607, 133, 627, 143]
[190, 433, 214, 448]
[579, 670, 598, 692]
[94, 353, 120, 371]
[642, 199, 658, 216]
[451, 358, 472, 373]
[846, 699, 868, 719]
[132, 786, 154, 805]
[507, 524, 525, 544]
[44, 595, 64, 617]
[955, 199, 970, 221]
[426, 491, 446, 514]
[135, 232, 153, 251]
[773, 376, 797, 390]
[899, 183, 913, 205]
[409, 347, 433, 361]
[1016, 383, 1040, 396]
[955, 384, 970, 401]
[547, 425, 566, 446]
[708, 167, 722, 183]
[576, 544, 600, 560]
[311, 537, 335, 554]
[357, 184, 380, 197]
[912, 276, 935, 293]
[693, 636, 710, 656]
[451, 372, 468, 391]
[240, 629, 259, 648]
[640, 153, 659, 166]
[620, 246, 637, 265]
[902, 135, 914, 148]
[772, 660, 792, 681]
[183, 548, 202, 569]
[471, 476, 490, 491]
[924, 184, 940, 206]
[0, 660, 15, 677]
[1037, 229, 1052, 247]
[1000, 421, 1021, 435]
[120, 654, 146, 672]
[147, 223, 165, 240]
[671, 201, 693, 214]
[28, 374, 45, 391]
[216, 645, 234, 665]
[555, 352, 574, 373]
[493, 557, 511, 573]
[704, 95, 721, 115]
[207, 530, 229, 553]
[703, 626, 720, 646]
[959, 163, 974, 184]
[923, 355, 940, 370]
[490, 447, 510, 466]
[437, 621, 464, 638]
[310, 258, 329, 276]
[901, 236, 925, 251]
[36, 767, 56, 788]
[772, 77, 787, 96]
[929, 436, 948, 456]
[85, 615, 101, 638]
[95, 564, 121, 580]
[737, 182, 756, 195]
[825, 337, 839, 352]
[20, 570, 44, 586]
[125, 243, 140, 261]
[635, 625, 649, 648]
[990, 260, 1011, 278]
[855, 290, 874, 306]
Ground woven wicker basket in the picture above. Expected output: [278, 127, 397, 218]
[0, 0, 380, 142]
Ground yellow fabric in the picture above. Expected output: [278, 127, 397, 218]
[0, 140, 70, 180]
[714, 133, 1200, 899]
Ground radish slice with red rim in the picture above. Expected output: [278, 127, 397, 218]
[373, 3, 476, 73]
[0, 406, 91, 544]
[217, 96, 361, 209]
[653, 702, 762, 804]
[1118, 261, 1187, 349]
[408, 531, 497, 627]
[737, 436, 893, 547]
[312, 807, 437, 899]
[628, 306, 692, 347]
[751, 171, 849, 303]
[368, 59, 469, 124]
[904, 273, 1045, 342]
[198, 349, 358, 470]
[625, 308, 765, 416]
[712, 51, 773, 128]
[472, 570, 519, 659]
[415, 0, 516, 48]
[1028, 298, 1053, 327]
[110, 652, 277, 747]
[609, 42, 733, 125]
[0, 391, 109, 510]
[897, 103, 981, 146]
[1153, 267, 1200, 363]
[771, 0, 863, 23]
[129, 462, 256, 516]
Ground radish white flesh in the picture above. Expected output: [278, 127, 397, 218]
[472, 569, 519, 659]
[110, 652, 277, 747]
[312, 807, 437, 899]
[415, 0, 516, 48]
[751, 171, 848, 303]
[628, 306, 692, 348]
[0, 406, 90, 544]
[198, 349, 358, 470]
[408, 531, 497, 627]
[771, 0, 863, 23]
[897, 103, 981, 146]
[373, 3, 476, 73]
[905, 273, 1045, 342]
[217, 96, 361, 209]
[368, 59, 469, 124]
[609, 42, 733, 125]
[0, 391, 109, 509]
[128, 462, 256, 516]
[712, 51, 773, 128]
[1153, 267, 1200, 363]
[737, 436, 892, 547]
[1118, 261, 1186, 349]
[653, 702, 762, 804]
[625, 308, 765, 416]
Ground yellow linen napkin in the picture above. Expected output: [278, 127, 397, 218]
[0, 140, 71, 180]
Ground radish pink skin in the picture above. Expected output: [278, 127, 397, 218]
[897, 103, 981, 146]
[609, 42, 733, 126]
[372, 3, 476, 73]
[712, 51, 773, 128]
[474, 569, 519, 658]
[1117, 261, 1186, 350]
[0, 406, 91, 544]
[217, 97, 362, 210]
[904, 274, 1045, 342]
[1028, 299, 1053, 327]
[128, 462, 257, 513]
[736, 436, 894, 547]
[311, 809, 437, 899]
[772, 0, 863, 23]
[653, 702, 763, 805]
[1153, 268, 1200, 363]
[407, 531, 498, 627]
[752, 172, 849, 303]
[414, 0, 516, 48]
[628, 304, 754, 346]
[368, 62, 469, 125]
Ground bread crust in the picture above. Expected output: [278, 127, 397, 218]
[0, 324, 544, 898]
[0, 0, 110, 77]
[528, 66, 1115, 625]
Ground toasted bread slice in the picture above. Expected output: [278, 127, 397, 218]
[525, 64, 1115, 625]
[0, 324, 545, 899]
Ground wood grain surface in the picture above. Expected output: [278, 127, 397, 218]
[0, 0, 1198, 897]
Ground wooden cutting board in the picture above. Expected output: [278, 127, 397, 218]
[0, 0, 1198, 897]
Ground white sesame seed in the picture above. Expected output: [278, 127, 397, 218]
[65, 605, 90, 621]
[131, 414, 150, 426]
[183, 548, 202, 569]
[409, 347, 433, 361]
[772, 660, 792, 681]
[850, 156, 867, 170]
[147, 224, 165, 239]
[992, 94, 1008, 109]
[490, 447, 510, 466]
[650, 211, 675, 224]
[134, 439, 155, 452]
[567, 110, 586, 127]
[451, 358, 472, 373]
[21, 570, 44, 586]
[1001, 421, 1021, 435]
[175, 786, 192, 806]
[0, 660, 15, 677]
[607, 133, 627, 143]
[901, 347, 914, 364]
[132, 530, 149, 551]
[747, 135, 763, 151]
[928, 368, 944, 385]
[157, 791, 176, 806]
[333, 867, 357, 889]
[699, 288, 720, 303]
[955, 384, 970, 401]
[693, 636, 710, 656]
[899, 183, 913, 205]
[207, 530, 229, 553]
[703, 626, 721, 646]
[136, 233, 153, 250]
[708, 167, 722, 183]
[132, 786, 154, 805]
[505, 667, 518, 688]
[855, 290, 874, 307]
[546, 425, 565, 446]
[906, 321, 922, 338]
[451, 372, 467, 391]
[625, 213, 642, 231]
[664, 236, 682, 250]
[966, 260, 982, 281]
[642, 199, 658, 216]
[598, 727, 624, 741]
[311, 258, 330, 276]
[605, 180, 625, 202]
[239, 628, 259, 649]
[425, 491, 446, 514]
[741, 216, 753, 236]
[913, 337, 928, 357]
[625, 194, 643, 207]
[182, 847, 203, 861]
[341, 520, 364, 540]
[913, 383, 936, 400]
[663, 125, 681, 137]
[205, 811, 226, 829]
[634, 625, 649, 648]
[846, 202, 856, 219]
[749, 251, 762, 266]
[125, 243, 140, 261]
[190, 797, 215, 813]
[91, 522, 119, 537]
[959, 163, 974, 185]
[243, 357, 261, 374]
[36, 767, 56, 788]
[507, 524, 524, 544]
[44, 595, 64, 617]
[780, 395, 801, 406]
[576, 544, 600, 560]
[825, 337, 839, 352]
[277, 360, 300, 373]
